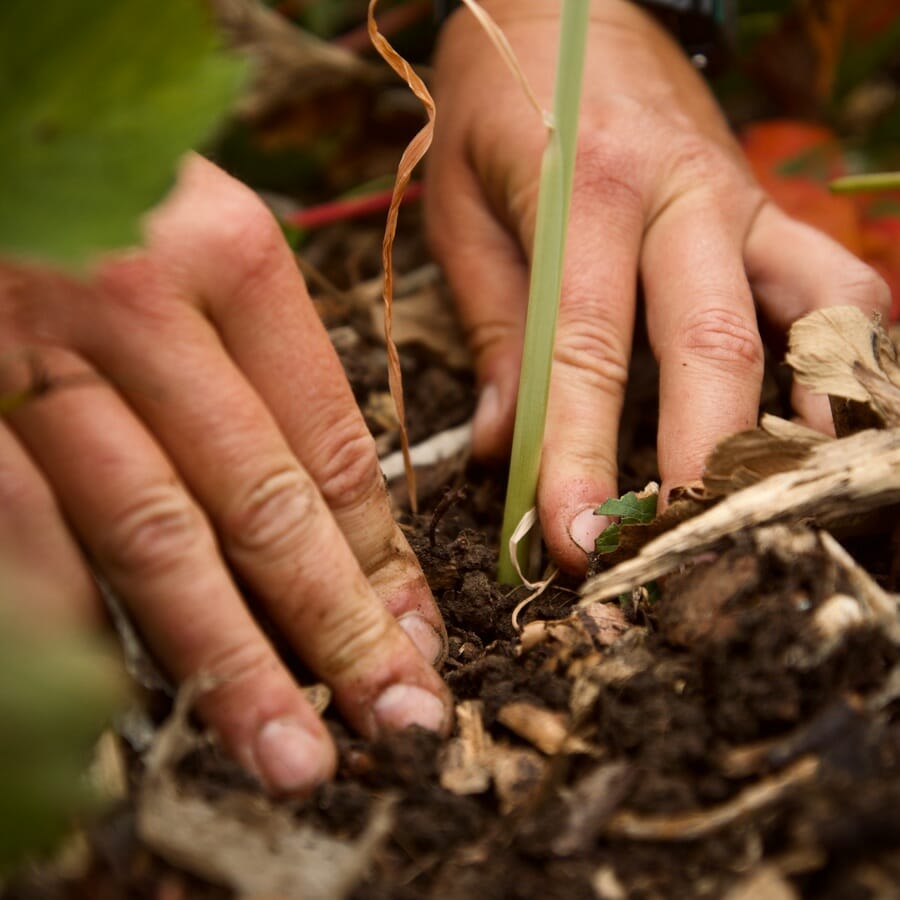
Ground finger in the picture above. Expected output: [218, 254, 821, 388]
[643, 201, 764, 497]
[54, 265, 451, 738]
[537, 162, 644, 574]
[424, 143, 529, 460]
[144, 157, 444, 655]
[5, 350, 338, 794]
[744, 202, 893, 430]
[0, 406, 99, 629]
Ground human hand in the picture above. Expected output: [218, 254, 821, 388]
[0, 155, 450, 793]
[425, 0, 891, 573]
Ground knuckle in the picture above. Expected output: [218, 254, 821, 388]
[313, 599, 395, 682]
[205, 200, 286, 296]
[553, 305, 630, 399]
[102, 483, 208, 576]
[838, 264, 892, 318]
[677, 307, 764, 372]
[467, 317, 520, 365]
[198, 637, 277, 689]
[573, 130, 643, 211]
[222, 468, 320, 558]
[314, 427, 385, 512]
[668, 133, 731, 182]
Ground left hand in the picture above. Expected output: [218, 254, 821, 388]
[425, 0, 890, 573]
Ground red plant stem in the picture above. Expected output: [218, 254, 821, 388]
[335, 0, 432, 53]
[283, 181, 424, 229]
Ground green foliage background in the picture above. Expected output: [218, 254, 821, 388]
[0, 0, 244, 874]
[0, 0, 246, 266]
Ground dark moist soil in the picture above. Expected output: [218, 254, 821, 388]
[5, 216, 900, 900]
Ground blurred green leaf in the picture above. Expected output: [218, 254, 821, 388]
[0, 0, 247, 266]
[835, 18, 900, 100]
[0, 611, 126, 872]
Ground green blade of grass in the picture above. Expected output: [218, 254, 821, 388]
[830, 172, 900, 194]
[497, 0, 590, 583]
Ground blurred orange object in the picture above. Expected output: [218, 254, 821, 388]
[741, 119, 900, 319]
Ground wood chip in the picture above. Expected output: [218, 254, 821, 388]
[497, 702, 575, 756]
[440, 701, 493, 796]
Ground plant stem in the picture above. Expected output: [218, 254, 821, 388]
[830, 172, 900, 194]
[497, 0, 590, 583]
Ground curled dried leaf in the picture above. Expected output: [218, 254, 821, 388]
[786, 306, 900, 425]
[367, 0, 436, 512]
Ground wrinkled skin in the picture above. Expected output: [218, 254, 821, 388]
[0, 0, 889, 794]
[0, 158, 450, 794]
[425, 0, 890, 569]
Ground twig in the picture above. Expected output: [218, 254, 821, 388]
[605, 756, 819, 841]
[283, 182, 423, 229]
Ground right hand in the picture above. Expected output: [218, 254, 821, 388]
[0, 154, 450, 794]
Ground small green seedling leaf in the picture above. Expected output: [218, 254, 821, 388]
[594, 522, 622, 555]
[594, 490, 658, 554]
[0, 0, 247, 266]
[597, 491, 658, 525]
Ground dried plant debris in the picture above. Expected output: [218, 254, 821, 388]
[580, 305, 900, 602]
[137, 682, 393, 900]
[581, 429, 900, 604]
[786, 305, 900, 427]
[702, 414, 830, 496]
[210, 0, 379, 119]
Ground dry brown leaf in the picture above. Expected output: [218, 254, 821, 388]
[786, 306, 900, 425]
[703, 421, 829, 496]
[367, 0, 435, 512]
[369, 282, 471, 370]
[519, 604, 629, 654]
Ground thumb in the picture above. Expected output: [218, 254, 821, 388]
[424, 155, 528, 460]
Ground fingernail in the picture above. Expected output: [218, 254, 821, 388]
[254, 718, 333, 793]
[472, 382, 500, 439]
[570, 507, 611, 554]
[373, 684, 448, 734]
[398, 612, 446, 666]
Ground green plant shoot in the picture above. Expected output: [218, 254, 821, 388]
[497, 0, 590, 583]
[830, 172, 900, 194]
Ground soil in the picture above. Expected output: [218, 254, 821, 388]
[5, 210, 900, 900]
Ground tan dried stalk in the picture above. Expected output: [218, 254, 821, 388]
[366, 0, 434, 511]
